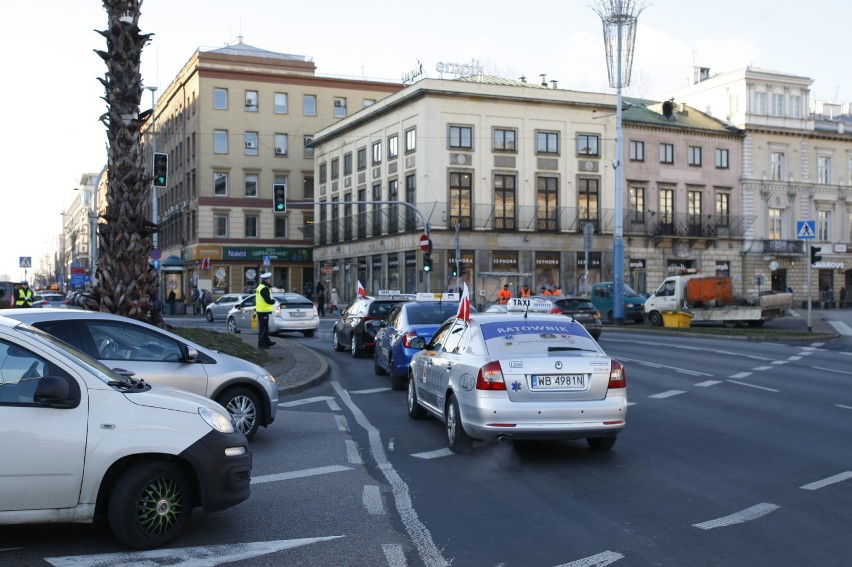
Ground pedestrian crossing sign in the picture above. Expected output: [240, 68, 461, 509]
[19, 256, 31, 268]
[796, 220, 815, 240]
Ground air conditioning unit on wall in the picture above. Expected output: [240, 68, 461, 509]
[275, 148, 284, 155]
[245, 141, 256, 149]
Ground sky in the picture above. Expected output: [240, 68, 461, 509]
[2, 0, 850, 281]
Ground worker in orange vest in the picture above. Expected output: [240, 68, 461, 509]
[553, 286, 562, 296]
[498, 284, 512, 304]
[540, 286, 552, 296]
[520, 284, 532, 298]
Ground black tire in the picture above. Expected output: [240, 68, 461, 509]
[217, 386, 260, 439]
[648, 311, 663, 326]
[591, 331, 602, 341]
[350, 333, 362, 358]
[205, 310, 214, 322]
[108, 461, 192, 550]
[587, 436, 617, 451]
[226, 317, 239, 334]
[390, 355, 406, 391]
[747, 320, 766, 327]
[332, 329, 346, 352]
[302, 330, 315, 337]
[446, 394, 474, 453]
[374, 351, 388, 375]
[407, 374, 427, 419]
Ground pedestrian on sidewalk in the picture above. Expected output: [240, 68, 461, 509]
[191, 286, 201, 315]
[317, 287, 326, 317]
[167, 289, 176, 315]
[329, 287, 340, 315]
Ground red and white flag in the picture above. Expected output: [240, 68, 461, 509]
[357, 280, 368, 299]
[456, 282, 471, 321]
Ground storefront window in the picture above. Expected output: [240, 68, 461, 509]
[213, 266, 230, 294]
[535, 252, 560, 293]
[404, 251, 417, 294]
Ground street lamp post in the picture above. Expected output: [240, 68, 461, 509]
[593, 0, 644, 325]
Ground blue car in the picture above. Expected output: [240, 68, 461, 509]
[373, 293, 463, 390]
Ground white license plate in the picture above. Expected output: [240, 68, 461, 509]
[530, 374, 586, 390]
[289, 311, 304, 317]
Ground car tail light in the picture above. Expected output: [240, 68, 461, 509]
[608, 359, 626, 389]
[476, 361, 506, 390]
[550, 307, 561, 314]
[402, 331, 418, 348]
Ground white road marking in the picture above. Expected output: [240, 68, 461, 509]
[649, 390, 686, 399]
[346, 439, 363, 464]
[382, 544, 409, 567]
[694, 380, 722, 387]
[412, 448, 454, 460]
[827, 321, 852, 335]
[363, 484, 384, 514]
[811, 365, 852, 376]
[836, 404, 852, 410]
[727, 380, 779, 392]
[554, 550, 625, 566]
[351, 387, 392, 394]
[606, 339, 774, 361]
[617, 356, 713, 377]
[388, 438, 395, 451]
[800, 471, 852, 490]
[251, 465, 352, 485]
[729, 372, 752, 379]
[332, 382, 449, 567]
[279, 395, 335, 407]
[770, 360, 789, 365]
[787, 356, 802, 361]
[693, 502, 780, 530]
[335, 414, 349, 431]
[752, 366, 773, 371]
[45, 537, 345, 566]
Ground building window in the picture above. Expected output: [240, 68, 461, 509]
[245, 91, 258, 111]
[357, 187, 367, 238]
[274, 133, 288, 157]
[244, 132, 258, 156]
[536, 131, 559, 154]
[364, 99, 376, 107]
[629, 185, 645, 222]
[687, 189, 702, 234]
[304, 136, 314, 159]
[343, 153, 352, 175]
[817, 156, 832, 184]
[303, 175, 313, 200]
[245, 214, 258, 238]
[577, 178, 598, 231]
[274, 216, 287, 238]
[331, 158, 339, 180]
[770, 151, 785, 181]
[493, 128, 517, 152]
[343, 193, 352, 240]
[629, 140, 644, 161]
[388, 179, 399, 233]
[789, 95, 801, 118]
[357, 147, 367, 170]
[319, 162, 327, 184]
[715, 191, 730, 227]
[244, 174, 258, 197]
[405, 128, 416, 153]
[577, 134, 599, 156]
[494, 174, 516, 230]
[771, 93, 784, 116]
[333, 97, 346, 118]
[715, 148, 729, 169]
[371, 183, 382, 235]
[213, 172, 228, 196]
[755, 91, 768, 114]
[213, 88, 228, 110]
[372, 141, 383, 165]
[768, 208, 782, 240]
[449, 125, 473, 149]
[536, 176, 559, 231]
[688, 146, 702, 166]
[274, 92, 288, 114]
[388, 134, 398, 160]
[303, 94, 317, 116]
[659, 143, 674, 164]
[405, 174, 417, 230]
[214, 214, 228, 237]
[817, 209, 831, 241]
[659, 186, 674, 227]
[449, 172, 472, 229]
[214, 130, 228, 154]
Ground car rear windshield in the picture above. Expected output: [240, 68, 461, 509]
[406, 303, 459, 325]
[558, 299, 595, 310]
[479, 318, 600, 356]
[369, 301, 405, 317]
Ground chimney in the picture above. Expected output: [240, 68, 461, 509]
[693, 66, 710, 84]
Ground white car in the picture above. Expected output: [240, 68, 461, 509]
[227, 292, 319, 338]
[205, 293, 250, 322]
[0, 314, 251, 549]
[407, 297, 627, 453]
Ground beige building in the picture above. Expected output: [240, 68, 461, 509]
[664, 66, 852, 306]
[141, 40, 401, 307]
[61, 171, 105, 290]
[310, 77, 742, 310]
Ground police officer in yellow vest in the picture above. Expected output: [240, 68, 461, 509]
[15, 281, 33, 308]
[255, 272, 276, 349]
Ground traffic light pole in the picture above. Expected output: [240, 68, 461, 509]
[807, 241, 813, 332]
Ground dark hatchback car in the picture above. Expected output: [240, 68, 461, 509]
[546, 296, 603, 340]
[332, 293, 412, 357]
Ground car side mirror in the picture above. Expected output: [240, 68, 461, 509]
[409, 337, 426, 350]
[34, 375, 79, 409]
[183, 345, 199, 362]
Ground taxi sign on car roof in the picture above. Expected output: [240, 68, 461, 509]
[415, 292, 459, 302]
[506, 297, 553, 313]
[377, 290, 402, 296]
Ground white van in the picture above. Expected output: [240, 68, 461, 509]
[0, 315, 252, 549]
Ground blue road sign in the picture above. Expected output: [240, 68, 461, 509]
[796, 220, 815, 240]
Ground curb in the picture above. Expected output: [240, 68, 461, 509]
[276, 342, 330, 396]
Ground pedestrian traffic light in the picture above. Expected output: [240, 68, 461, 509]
[423, 254, 432, 272]
[810, 245, 822, 265]
[153, 153, 168, 187]
[451, 268, 457, 277]
[273, 183, 287, 213]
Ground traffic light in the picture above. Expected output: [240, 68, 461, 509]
[423, 254, 433, 272]
[451, 267, 458, 277]
[273, 183, 287, 213]
[810, 245, 822, 265]
[153, 153, 168, 187]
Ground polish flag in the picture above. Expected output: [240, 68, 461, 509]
[456, 282, 471, 321]
[357, 280, 368, 299]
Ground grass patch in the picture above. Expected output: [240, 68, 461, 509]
[171, 327, 273, 365]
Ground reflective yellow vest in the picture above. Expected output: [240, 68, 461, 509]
[255, 283, 275, 313]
